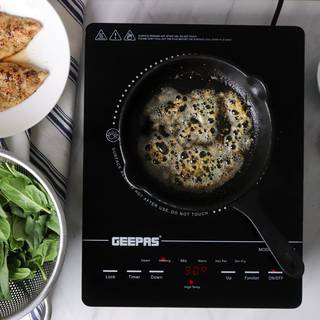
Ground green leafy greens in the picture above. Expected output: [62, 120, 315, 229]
[0, 162, 60, 300]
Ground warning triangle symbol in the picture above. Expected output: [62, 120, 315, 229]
[109, 29, 122, 41]
[95, 29, 108, 41]
[124, 30, 136, 41]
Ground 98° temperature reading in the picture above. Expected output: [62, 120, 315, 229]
[184, 265, 208, 276]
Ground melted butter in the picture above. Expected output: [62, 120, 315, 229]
[139, 87, 254, 192]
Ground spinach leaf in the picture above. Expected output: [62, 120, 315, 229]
[31, 238, 59, 265]
[9, 268, 31, 281]
[25, 185, 49, 210]
[0, 163, 11, 179]
[43, 239, 59, 262]
[47, 214, 60, 235]
[0, 217, 10, 242]
[9, 203, 26, 218]
[33, 180, 56, 213]
[47, 231, 59, 240]
[0, 177, 51, 214]
[12, 216, 26, 242]
[0, 202, 7, 218]
[5, 163, 32, 185]
[0, 242, 10, 300]
[25, 215, 47, 250]
[7, 215, 24, 252]
[17, 252, 26, 265]
[9, 237, 23, 252]
[27, 256, 47, 281]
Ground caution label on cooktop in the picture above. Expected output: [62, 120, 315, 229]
[137, 33, 232, 42]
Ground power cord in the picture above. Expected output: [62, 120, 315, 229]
[271, 0, 284, 26]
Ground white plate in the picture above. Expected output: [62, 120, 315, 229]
[0, 0, 70, 138]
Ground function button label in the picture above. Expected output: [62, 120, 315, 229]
[244, 273, 260, 281]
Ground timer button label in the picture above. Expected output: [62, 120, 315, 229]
[127, 270, 142, 280]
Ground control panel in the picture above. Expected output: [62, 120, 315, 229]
[82, 240, 302, 308]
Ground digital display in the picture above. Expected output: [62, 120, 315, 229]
[184, 265, 208, 276]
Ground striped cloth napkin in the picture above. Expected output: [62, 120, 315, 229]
[0, 0, 86, 319]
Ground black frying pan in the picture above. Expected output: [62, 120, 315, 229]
[119, 54, 304, 278]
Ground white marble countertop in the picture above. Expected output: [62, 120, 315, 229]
[51, 0, 320, 319]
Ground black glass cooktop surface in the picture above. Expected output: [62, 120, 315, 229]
[82, 24, 304, 308]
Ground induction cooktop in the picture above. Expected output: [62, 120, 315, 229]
[82, 24, 304, 308]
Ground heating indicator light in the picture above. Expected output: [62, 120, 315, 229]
[159, 256, 171, 263]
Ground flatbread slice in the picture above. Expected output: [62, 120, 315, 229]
[0, 62, 48, 112]
[0, 12, 42, 60]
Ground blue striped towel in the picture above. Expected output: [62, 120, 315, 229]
[0, 0, 86, 319]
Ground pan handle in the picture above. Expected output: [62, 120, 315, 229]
[232, 190, 304, 279]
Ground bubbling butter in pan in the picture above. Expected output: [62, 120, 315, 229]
[139, 87, 254, 191]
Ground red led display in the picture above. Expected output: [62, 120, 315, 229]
[184, 265, 208, 276]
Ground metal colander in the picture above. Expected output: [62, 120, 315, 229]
[0, 150, 67, 320]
